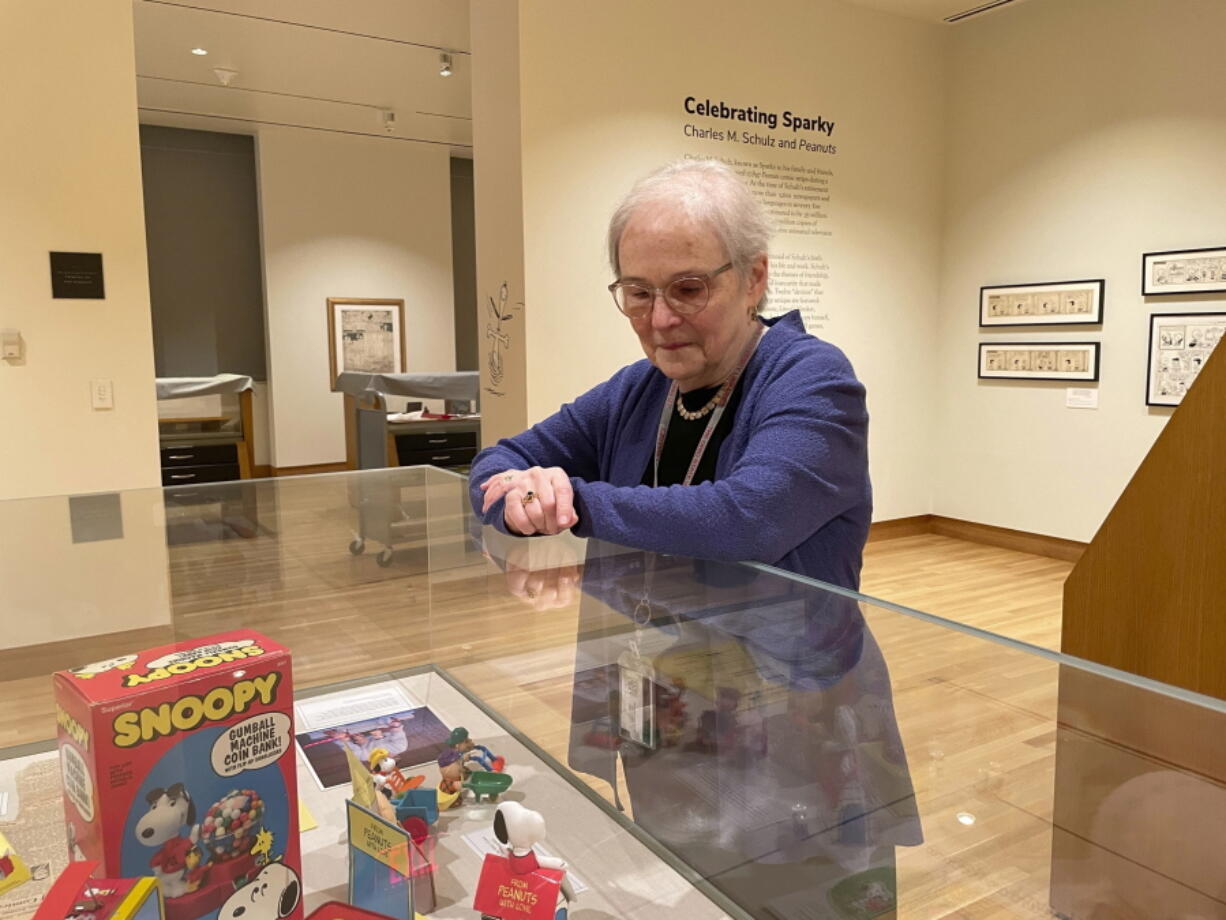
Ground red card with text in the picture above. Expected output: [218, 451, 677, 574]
[472, 854, 563, 920]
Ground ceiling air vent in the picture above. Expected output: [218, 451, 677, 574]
[944, 0, 1024, 23]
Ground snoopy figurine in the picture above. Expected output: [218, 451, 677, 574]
[216, 861, 301, 920]
[133, 783, 198, 899]
[482, 802, 574, 920]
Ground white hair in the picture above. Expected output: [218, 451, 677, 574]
[607, 159, 772, 311]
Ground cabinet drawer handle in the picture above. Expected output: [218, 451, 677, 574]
[170, 473, 197, 480]
[168, 454, 194, 460]
[431, 455, 451, 461]
[428, 438, 447, 444]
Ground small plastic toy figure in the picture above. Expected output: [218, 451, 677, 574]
[447, 728, 505, 774]
[473, 802, 573, 920]
[437, 750, 465, 808]
[368, 747, 413, 798]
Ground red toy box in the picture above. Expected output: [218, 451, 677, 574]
[54, 631, 301, 920]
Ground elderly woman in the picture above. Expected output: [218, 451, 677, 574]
[470, 159, 869, 589]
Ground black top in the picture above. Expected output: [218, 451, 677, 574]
[641, 376, 746, 487]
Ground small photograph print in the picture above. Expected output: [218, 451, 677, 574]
[978, 342, 1099, 381]
[1146, 312, 1226, 406]
[296, 707, 451, 789]
[979, 280, 1105, 327]
[1143, 248, 1226, 296]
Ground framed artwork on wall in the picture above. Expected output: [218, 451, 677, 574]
[1145, 312, 1226, 406]
[1142, 247, 1226, 296]
[978, 342, 1100, 382]
[979, 280, 1105, 327]
[327, 298, 406, 391]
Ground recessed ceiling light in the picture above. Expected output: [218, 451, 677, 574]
[191, 47, 208, 56]
[956, 811, 976, 826]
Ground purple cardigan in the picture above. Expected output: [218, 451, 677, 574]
[468, 310, 871, 589]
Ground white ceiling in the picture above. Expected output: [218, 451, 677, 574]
[132, 0, 473, 151]
[840, 0, 1024, 23]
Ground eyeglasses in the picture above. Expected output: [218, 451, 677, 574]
[608, 262, 733, 318]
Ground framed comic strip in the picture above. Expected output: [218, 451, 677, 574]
[327, 297, 406, 391]
[1142, 247, 1226, 296]
[978, 342, 1100, 381]
[979, 280, 1105, 327]
[1145, 312, 1226, 406]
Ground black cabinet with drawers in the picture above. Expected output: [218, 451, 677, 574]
[393, 427, 478, 468]
[159, 442, 242, 487]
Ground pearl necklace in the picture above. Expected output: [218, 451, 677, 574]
[673, 325, 764, 421]
[674, 389, 725, 421]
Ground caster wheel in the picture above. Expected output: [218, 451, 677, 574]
[348, 539, 365, 555]
[376, 549, 394, 567]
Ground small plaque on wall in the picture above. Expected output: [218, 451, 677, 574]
[49, 251, 105, 299]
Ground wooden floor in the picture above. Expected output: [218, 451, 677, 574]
[861, 533, 1069, 652]
[0, 483, 1077, 918]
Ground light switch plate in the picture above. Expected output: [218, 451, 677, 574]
[90, 378, 114, 410]
[1, 329, 21, 359]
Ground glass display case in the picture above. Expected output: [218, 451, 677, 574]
[1, 466, 1224, 920]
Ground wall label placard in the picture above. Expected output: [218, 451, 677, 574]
[49, 251, 105, 299]
[682, 96, 838, 153]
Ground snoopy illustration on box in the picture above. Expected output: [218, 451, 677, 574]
[216, 861, 301, 920]
[134, 783, 198, 899]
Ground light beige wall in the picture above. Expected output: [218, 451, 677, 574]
[470, 0, 529, 445]
[0, 0, 161, 500]
[257, 127, 457, 468]
[934, 0, 1226, 542]
[0, 490, 171, 651]
[514, 0, 946, 521]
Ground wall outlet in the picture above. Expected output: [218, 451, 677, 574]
[90, 378, 114, 410]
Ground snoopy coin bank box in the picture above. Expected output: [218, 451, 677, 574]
[53, 631, 302, 920]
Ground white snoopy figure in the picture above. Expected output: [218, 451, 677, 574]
[491, 801, 574, 917]
[217, 861, 301, 920]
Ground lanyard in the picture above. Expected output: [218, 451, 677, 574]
[652, 323, 766, 488]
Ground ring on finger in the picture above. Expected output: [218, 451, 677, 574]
[521, 491, 537, 505]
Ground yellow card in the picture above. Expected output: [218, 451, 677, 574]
[346, 799, 410, 876]
[299, 800, 318, 832]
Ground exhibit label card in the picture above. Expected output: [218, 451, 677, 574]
[346, 799, 414, 920]
[49, 252, 105, 299]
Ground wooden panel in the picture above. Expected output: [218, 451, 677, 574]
[1062, 337, 1226, 698]
[239, 388, 255, 478]
[272, 462, 349, 477]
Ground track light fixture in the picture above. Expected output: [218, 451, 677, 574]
[439, 52, 452, 78]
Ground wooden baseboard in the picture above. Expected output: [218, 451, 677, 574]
[868, 514, 934, 542]
[869, 513, 1087, 562]
[930, 516, 1086, 562]
[272, 462, 349, 478]
[252, 464, 272, 478]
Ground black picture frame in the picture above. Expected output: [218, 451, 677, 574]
[1145, 312, 1226, 406]
[1142, 247, 1226, 297]
[979, 279, 1105, 327]
[978, 341, 1101, 382]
